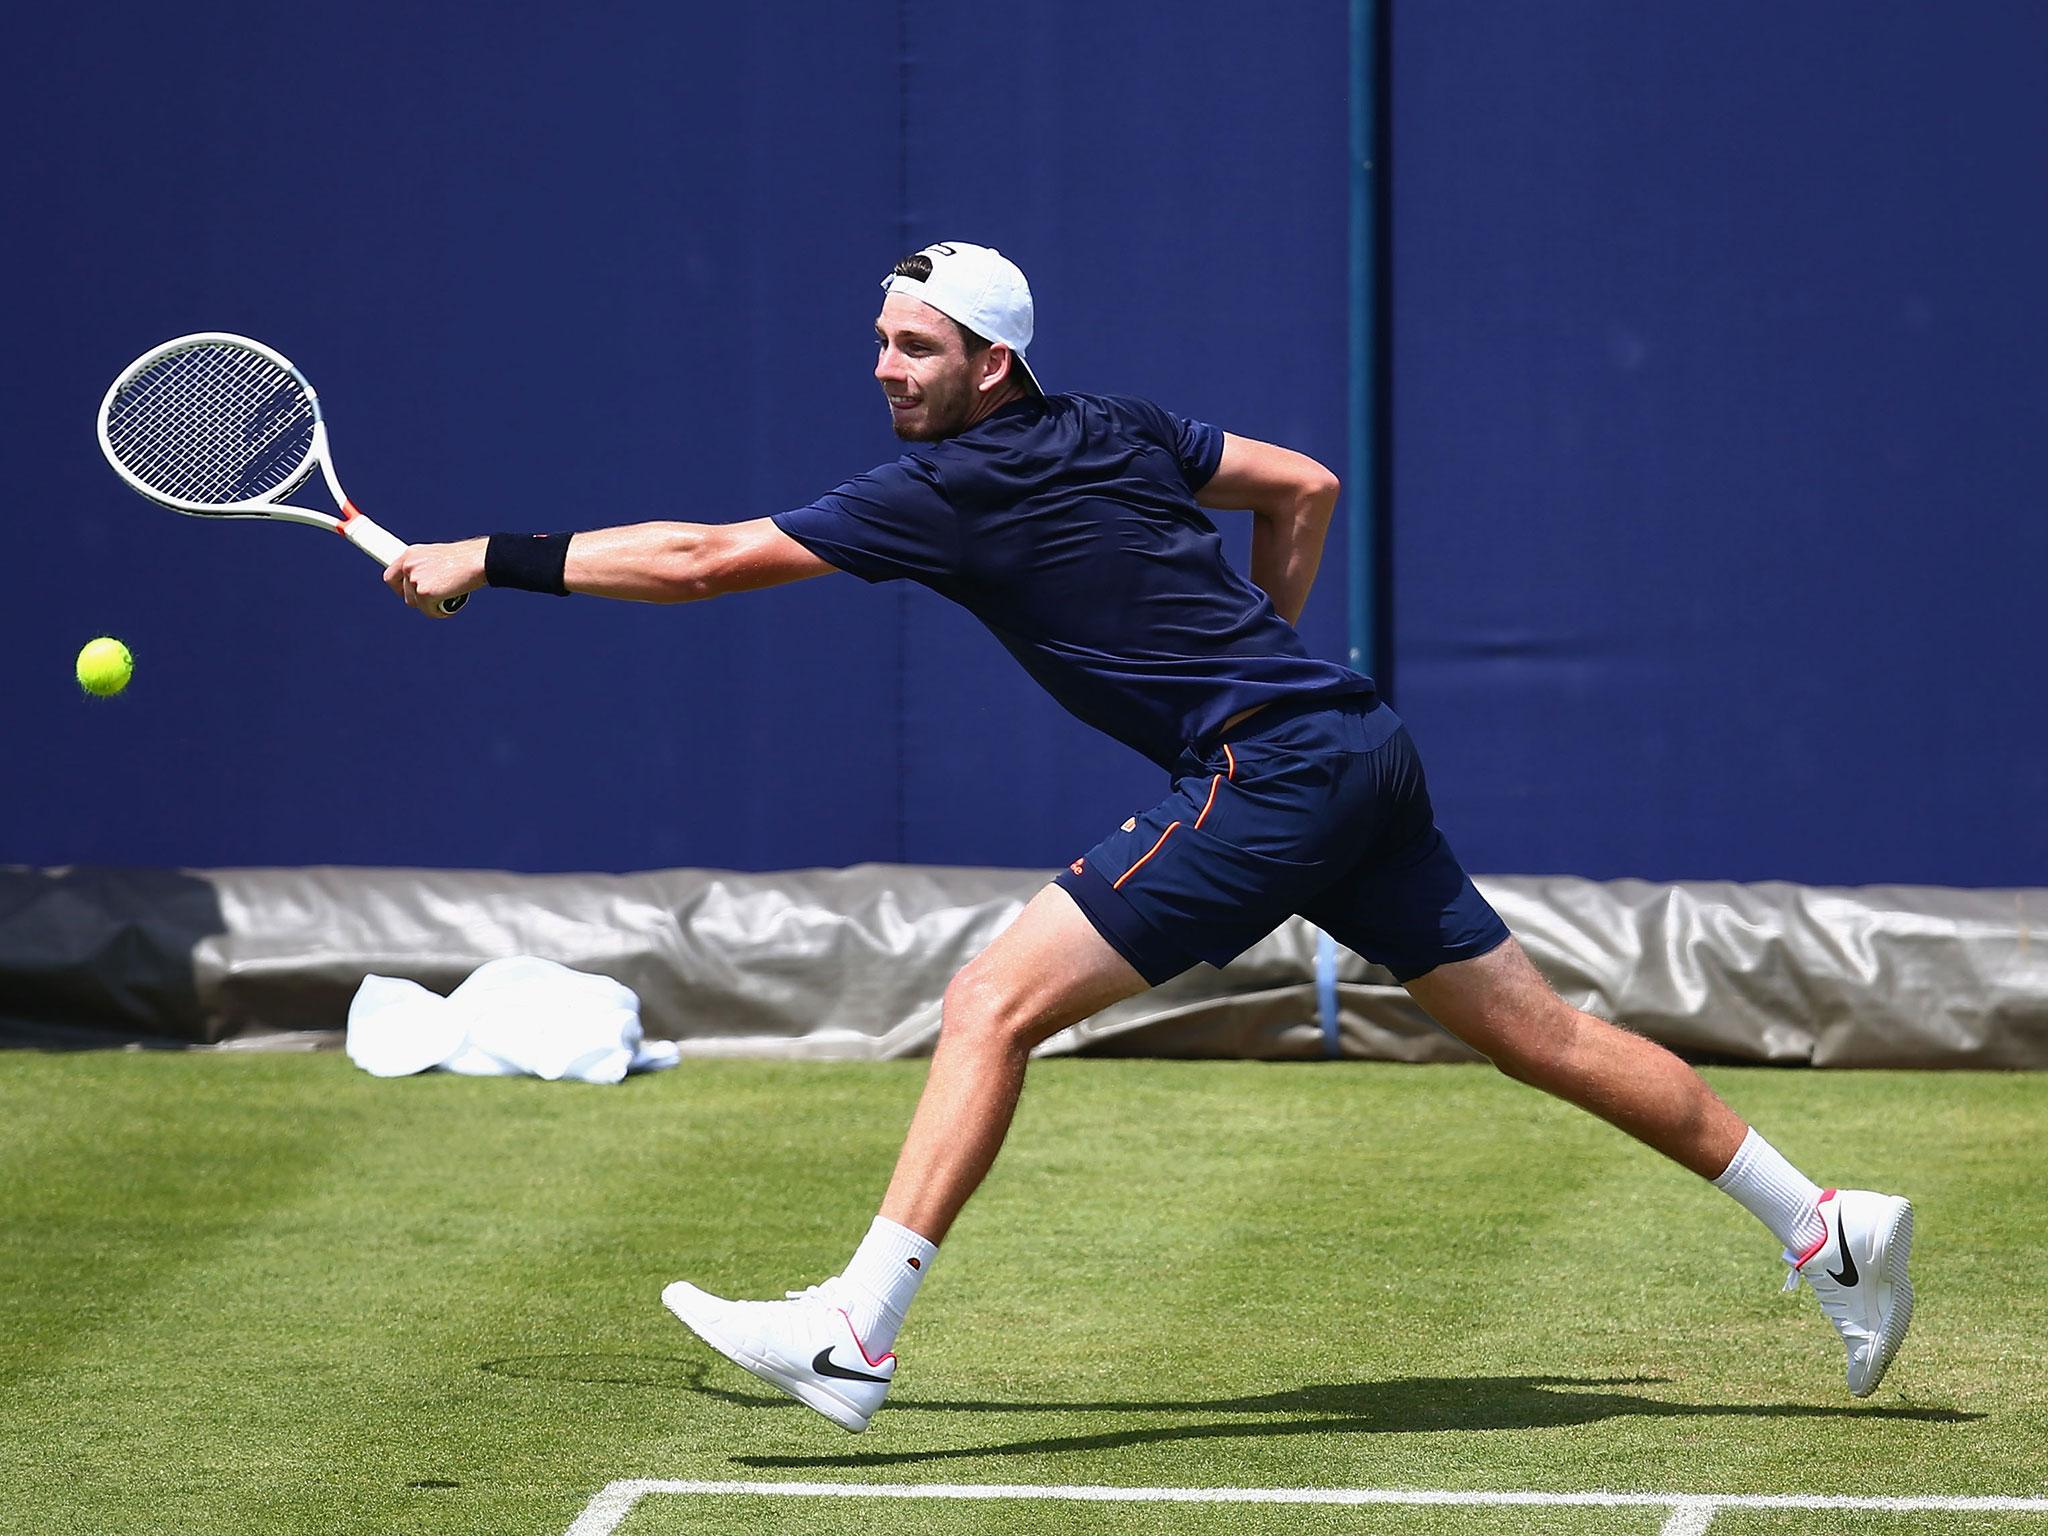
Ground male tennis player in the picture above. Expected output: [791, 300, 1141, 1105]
[387, 242, 1914, 1433]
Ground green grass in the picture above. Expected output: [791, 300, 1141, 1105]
[0, 1054, 2042, 1535]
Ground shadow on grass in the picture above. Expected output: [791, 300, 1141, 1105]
[478, 1355, 1979, 1468]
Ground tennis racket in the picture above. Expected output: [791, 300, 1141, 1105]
[96, 332, 466, 615]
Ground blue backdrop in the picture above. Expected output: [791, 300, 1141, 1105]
[3, 3, 2040, 887]
[1387, 3, 2048, 885]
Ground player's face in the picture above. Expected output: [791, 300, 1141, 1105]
[874, 294, 981, 441]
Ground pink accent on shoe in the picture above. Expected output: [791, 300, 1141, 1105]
[835, 1308, 897, 1369]
[1790, 1188, 1840, 1268]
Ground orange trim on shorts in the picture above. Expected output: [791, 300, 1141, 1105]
[1223, 743, 1237, 779]
[1113, 821, 1182, 890]
[1194, 774, 1222, 829]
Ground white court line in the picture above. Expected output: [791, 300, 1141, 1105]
[1659, 1500, 1718, 1536]
[564, 1478, 2048, 1536]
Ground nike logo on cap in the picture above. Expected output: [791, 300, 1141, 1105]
[812, 1347, 891, 1384]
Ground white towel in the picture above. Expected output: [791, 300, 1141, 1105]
[345, 957, 680, 1083]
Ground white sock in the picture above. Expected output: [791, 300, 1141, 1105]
[1712, 1128, 1827, 1257]
[831, 1216, 936, 1355]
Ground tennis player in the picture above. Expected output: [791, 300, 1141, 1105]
[387, 242, 1915, 1432]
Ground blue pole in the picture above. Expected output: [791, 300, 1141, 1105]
[1316, 928, 1342, 1057]
[1324, 0, 1381, 1062]
[1347, 0, 1379, 681]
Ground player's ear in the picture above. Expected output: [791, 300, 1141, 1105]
[978, 344, 1015, 395]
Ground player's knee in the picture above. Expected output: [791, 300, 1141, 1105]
[1491, 1036, 1564, 1089]
[1480, 1003, 1586, 1089]
[939, 964, 1032, 1051]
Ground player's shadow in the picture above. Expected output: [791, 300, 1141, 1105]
[476, 1356, 1979, 1469]
[739, 1374, 1980, 1468]
[481, 1354, 743, 1391]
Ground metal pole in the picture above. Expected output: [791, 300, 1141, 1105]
[1347, 0, 1380, 681]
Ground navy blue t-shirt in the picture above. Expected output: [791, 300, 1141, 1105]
[772, 392, 1375, 770]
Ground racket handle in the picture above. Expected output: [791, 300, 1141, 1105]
[341, 511, 468, 616]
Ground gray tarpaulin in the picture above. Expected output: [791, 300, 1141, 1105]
[1, 864, 2042, 1066]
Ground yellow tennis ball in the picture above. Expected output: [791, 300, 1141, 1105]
[76, 637, 134, 697]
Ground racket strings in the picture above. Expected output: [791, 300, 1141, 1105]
[113, 358, 305, 501]
[106, 345, 317, 506]
[115, 349, 307, 496]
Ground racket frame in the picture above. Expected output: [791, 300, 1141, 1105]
[96, 331, 460, 605]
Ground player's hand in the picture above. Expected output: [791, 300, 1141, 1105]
[386, 538, 487, 618]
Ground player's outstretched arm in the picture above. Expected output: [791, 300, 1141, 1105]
[562, 519, 836, 602]
[1196, 433, 1340, 626]
[385, 519, 835, 614]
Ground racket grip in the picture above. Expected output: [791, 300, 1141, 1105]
[341, 511, 468, 617]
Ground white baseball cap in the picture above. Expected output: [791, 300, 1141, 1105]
[881, 241, 1043, 396]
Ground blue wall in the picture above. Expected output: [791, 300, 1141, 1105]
[1388, 3, 2048, 885]
[4, 4, 2040, 886]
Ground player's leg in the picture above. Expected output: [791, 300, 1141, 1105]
[1304, 723, 1790, 1201]
[662, 882, 1150, 1431]
[1401, 935, 1914, 1396]
[1400, 935, 1746, 1178]
[878, 882, 1149, 1242]
[1300, 712, 1914, 1397]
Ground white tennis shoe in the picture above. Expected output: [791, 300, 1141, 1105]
[1782, 1188, 1915, 1397]
[661, 1280, 895, 1432]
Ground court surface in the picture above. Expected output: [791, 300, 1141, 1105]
[2, 1053, 2041, 1534]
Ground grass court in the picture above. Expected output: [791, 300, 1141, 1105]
[2, 1052, 2043, 1533]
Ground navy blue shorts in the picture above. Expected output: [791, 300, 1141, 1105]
[1054, 695, 1510, 985]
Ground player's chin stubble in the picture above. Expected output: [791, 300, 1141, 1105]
[887, 387, 967, 442]
[889, 410, 947, 443]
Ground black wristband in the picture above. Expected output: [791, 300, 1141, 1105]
[484, 532, 573, 595]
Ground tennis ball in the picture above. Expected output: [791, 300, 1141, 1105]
[76, 637, 134, 697]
